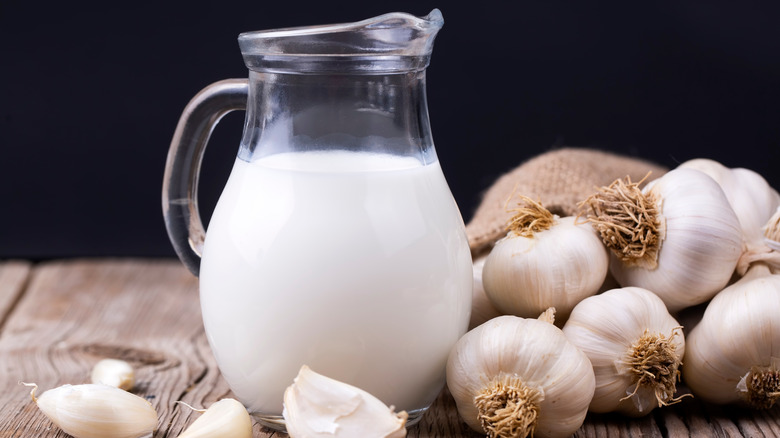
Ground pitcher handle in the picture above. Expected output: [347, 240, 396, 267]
[162, 79, 249, 276]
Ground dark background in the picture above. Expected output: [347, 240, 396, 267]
[2, 1, 779, 260]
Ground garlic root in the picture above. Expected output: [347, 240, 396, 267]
[474, 374, 542, 438]
[580, 173, 662, 268]
[619, 327, 687, 408]
[504, 196, 555, 236]
[473, 310, 553, 435]
[739, 366, 780, 409]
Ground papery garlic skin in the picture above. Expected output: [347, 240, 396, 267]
[29, 383, 157, 438]
[446, 315, 595, 438]
[562, 287, 685, 416]
[469, 255, 502, 329]
[177, 398, 252, 438]
[482, 216, 608, 322]
[283, 365, 407, 438]
[683, 263, 780, 408]
[607, 168, 742, 312]
[91, 358, 135, 391]
[679, 158, 780, 248]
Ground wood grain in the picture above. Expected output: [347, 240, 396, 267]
[0, 259, 778, 437]
[0, 261, 31, 330]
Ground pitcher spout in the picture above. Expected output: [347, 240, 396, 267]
[238, 9, 444, 73]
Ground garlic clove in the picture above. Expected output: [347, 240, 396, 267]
[23, 382, 157, 438]
[283, 365, 407, 438]
[91, 358, 135, 391]
[177, 398, 252, 438]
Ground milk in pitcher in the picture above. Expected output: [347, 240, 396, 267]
[199, 150, 472, 417]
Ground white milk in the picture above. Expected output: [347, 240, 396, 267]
[199, 150, 472, 418]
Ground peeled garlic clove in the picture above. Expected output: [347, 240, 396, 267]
[24, 382, 157, 438]
[177, 398, 252, 438]
[91, 358, 135, 391]
[283, 365, 407, 438]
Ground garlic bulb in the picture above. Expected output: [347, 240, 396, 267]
[562, 287, 686, 416]
[678, 158, 780, 248]
[91, 358, 135, 391]
[737, 207, 780, 274]
[765, 207, 780, 252]
[482, 197, 608, 322]
[282, 365, 407, 438]
[582, 168, 743, 312]
[23, 382, 157, 438]
[446, 312, 595, 438]
[469, 255, 502, 329]
[177, 398, 252, 438]
[683, 262, 780, 408]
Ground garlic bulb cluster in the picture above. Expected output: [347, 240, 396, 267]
[177, 398, 253, 438]
[482, 197, 608, 322]
[24, 382, 158, 438]
[562, 287, 686, 416]
[446, 312, 595, 438]
[683, 263, 780, 408]
[678, 158, 780, 248]
[582, 168, 743, 312]
[91, 358, 135, 391]
[283, 365, 408, 438]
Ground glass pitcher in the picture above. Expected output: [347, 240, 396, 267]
[162, 9, 472, 430]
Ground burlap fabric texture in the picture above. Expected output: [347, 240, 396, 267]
[466, 147, 669, 257]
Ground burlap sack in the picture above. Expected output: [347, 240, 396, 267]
[466, 147, 668, 256]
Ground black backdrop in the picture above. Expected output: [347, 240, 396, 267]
[2, 1, 779, 259]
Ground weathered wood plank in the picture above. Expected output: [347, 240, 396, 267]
[0, 260, 32, 330]
[0, 259, 779, 437]
[0, 259, 270, 437]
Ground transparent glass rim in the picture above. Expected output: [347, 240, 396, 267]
[237, 9, 443, 60]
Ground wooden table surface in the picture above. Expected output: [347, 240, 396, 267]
[1, 258, 779, 437]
